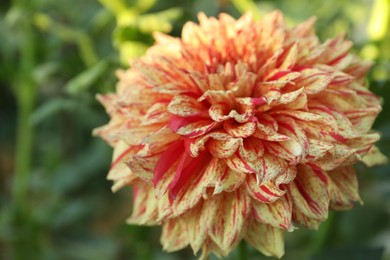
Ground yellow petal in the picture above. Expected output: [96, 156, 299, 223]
[208, 189, 250, 252]
[182, 204, 208, 254]
[288, 164, 329, 228]
[208, 138, 241, 158]
[223, 119, 256, 138]
[362, 145, 388, 166]
[161, 218, 189, 252]
[141, 102, 171, 125]
[246, 174, 286, 203]
[252, 195, 293, 231]
[245, 220, 285, 258]
[168, 94, 206, 117]
[328, 166, 361, 210]
[127, 184, 158, 225]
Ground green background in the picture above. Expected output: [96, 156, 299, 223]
[0, 0, 389, 259]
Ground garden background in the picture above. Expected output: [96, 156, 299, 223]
[0, 0, 389, 259]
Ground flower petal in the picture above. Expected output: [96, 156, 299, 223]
[288, 164, 329, 229]
[297, 68, 332, 95]
[328, 166, 361, 210]
[208, 138, 241, 158]
[245, 220, 285, 258]
[224, 119, 256, 138]
[252, 195, 293, 231]
[246, 174, 286, 203]
[161, 218, 189, 252]
[362, 145, 388, 167]
[127, 184, 158, 225]
[208, 189, 250, 252]
[154, 139, 185, 187]
[168, 94, 206, 117]
[238, 137, 265, 162]
[204, 158, 246, 195]
[183, 203, 209, 254]
[169, 115, 218, 138]
[141, 101, 171, 125]
[225, 152, 256, 174]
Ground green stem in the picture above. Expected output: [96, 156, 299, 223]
[310, 211, 337, 253]
[237, 241, 248, 260]
[13, 0, 36, 215]
[11, 0, 37, 258]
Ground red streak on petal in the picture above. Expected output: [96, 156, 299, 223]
[292, 65, 312, 71]
[251, 97, 267, 106]
[260, 185, 279, 198]
[328, 52, 348, 66]
[132, 187, 139, 203]
[184, 138, 193, 155]
[252, 190, 272, 203]
[232, 201, 237, 225]
[294, 180, 322, 215]
[279, 223, 288, 229]
[153, 139, 185, 187]
[278, 121, 297, 135]
[167, 151, 188, 202]
[241, 193, 247, 218]
[110, 145, 141, 170]
[267, 70, 291, 81]
[355, 90, 377, 98]
[168, 113, 209, 132]
[220, 166, 230, 181]
[310, 105, 333, 115]
[237, 152, 256, 173]
[168, 151, 211, 203]
[330, 132, 347, 143]
[307, 163, 328, 184]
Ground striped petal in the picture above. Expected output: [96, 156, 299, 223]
[168, 95, 206, 116]
[246, 174, 286, 203]
[245, 219, 285, 258]
[288, 165, 329, 229]
[161, 218, 189, 252]
[127, 184, 158, 225]
[208, 189, 250, 252]
[252, 195, 293, 230]
[328, 166, 361, 210]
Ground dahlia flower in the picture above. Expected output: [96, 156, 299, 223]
[94, 11, 384, 258]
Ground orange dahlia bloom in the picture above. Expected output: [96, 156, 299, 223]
[94, 11, 384, 258]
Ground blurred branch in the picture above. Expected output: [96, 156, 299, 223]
[34, 13, 99, 66]
[11, 1, 36, 214]
[8, 0, 38, 258]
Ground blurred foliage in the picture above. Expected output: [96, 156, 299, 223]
[0, 0, 389, 259]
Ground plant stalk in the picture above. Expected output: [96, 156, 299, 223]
[237, 240, 248, 260]
[11, 0, 37, 258]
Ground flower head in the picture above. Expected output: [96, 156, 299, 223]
[95, 11, 384, 258]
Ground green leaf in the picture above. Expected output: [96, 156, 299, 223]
[30, 98, 80, 126]
[65, 60, 109, 95]
[134, 0, 157, 12]
[33, 62, 59, 85]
